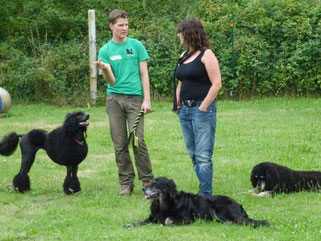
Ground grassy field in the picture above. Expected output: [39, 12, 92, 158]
[0, 97, 320, 241]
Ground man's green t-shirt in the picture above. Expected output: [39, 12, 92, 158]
[98, 37, 149, 96]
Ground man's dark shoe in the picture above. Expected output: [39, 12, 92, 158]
[120, 185, 133, 196]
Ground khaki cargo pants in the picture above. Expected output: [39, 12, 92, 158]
[106, 94, 154, 187]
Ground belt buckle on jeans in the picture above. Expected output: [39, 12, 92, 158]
[182, 99, 196, 107]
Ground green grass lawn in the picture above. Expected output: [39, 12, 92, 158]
[0, 97, 320, 241]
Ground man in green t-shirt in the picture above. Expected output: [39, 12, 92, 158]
[94, 9, 154, 196]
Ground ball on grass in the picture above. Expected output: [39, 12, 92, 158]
[251, 192, 258, 197]
[0, 87, 12, 113]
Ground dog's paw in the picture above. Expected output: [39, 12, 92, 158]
[257, 191, 272, 197]
[165, 217, 174, 226]
[123, 223, 135, 229]
[64, 188, 76, 195]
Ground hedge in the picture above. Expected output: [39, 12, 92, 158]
[0, 0, 320, 104]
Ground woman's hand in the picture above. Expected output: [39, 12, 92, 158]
[198, 103, 208, 112]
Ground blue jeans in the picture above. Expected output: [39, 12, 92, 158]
[178, 101, 217, 195]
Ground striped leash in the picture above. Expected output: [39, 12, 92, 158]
[127, 109, 154, 147]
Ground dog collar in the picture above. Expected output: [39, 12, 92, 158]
[73, 137, 84, 145]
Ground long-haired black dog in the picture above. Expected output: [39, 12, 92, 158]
[251, 162, 321, 196]
[0, 112, 89, 195]
[124, 177, 269, 228]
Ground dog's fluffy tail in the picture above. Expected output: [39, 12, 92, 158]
[0, 132, 22, 156]
[298, 171, 321, 191]
[243, 218, 270, 228]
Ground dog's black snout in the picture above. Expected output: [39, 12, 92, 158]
[86, 114, 90, 119]
[142, 186, 146, 192]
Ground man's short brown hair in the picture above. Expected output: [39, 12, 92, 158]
[109, 9, 128, 24]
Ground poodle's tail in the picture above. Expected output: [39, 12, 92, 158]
[0, 132, 22, 156]
[243, 218, 270, 228]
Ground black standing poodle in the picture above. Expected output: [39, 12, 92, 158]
[250, 162, 321, 196]
[0, 112, 89, 194]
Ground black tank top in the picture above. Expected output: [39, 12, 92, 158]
[175, 49, 211, 101]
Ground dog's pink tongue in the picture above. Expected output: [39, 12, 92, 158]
[80, 121, 89, 126]
[144, 194, 150, 200]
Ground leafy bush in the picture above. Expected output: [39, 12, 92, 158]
[0, 0, 320, 104]
[0, 40, 95, 105]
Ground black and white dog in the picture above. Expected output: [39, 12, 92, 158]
[0, 112, 89, 194]
[124, 177, 269, 228]
[251, 162, 321, 196]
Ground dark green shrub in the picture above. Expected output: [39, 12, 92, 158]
[0, 0, 320, 104]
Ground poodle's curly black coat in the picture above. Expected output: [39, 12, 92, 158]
[124, 177, 269, 228]
[251, 162, 321, 195]
[0, 112, 89, 194]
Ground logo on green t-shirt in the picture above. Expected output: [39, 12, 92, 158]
[126, 49, 134, 56]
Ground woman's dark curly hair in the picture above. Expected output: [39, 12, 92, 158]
[177, 18, 210, 51]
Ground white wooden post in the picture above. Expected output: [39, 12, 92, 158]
[88, 10, 97, 105]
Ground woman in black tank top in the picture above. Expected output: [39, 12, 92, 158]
[175, 48, 212, 101]
[174, 18, 222, 196]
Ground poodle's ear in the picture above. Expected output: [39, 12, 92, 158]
[63, 112, 79, 135]
[167, 179, 177, 199]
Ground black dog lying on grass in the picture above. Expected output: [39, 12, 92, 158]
[0, 112, 89, 195]
[251, 162, 321, 196]
[124, 177, 269, 228]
